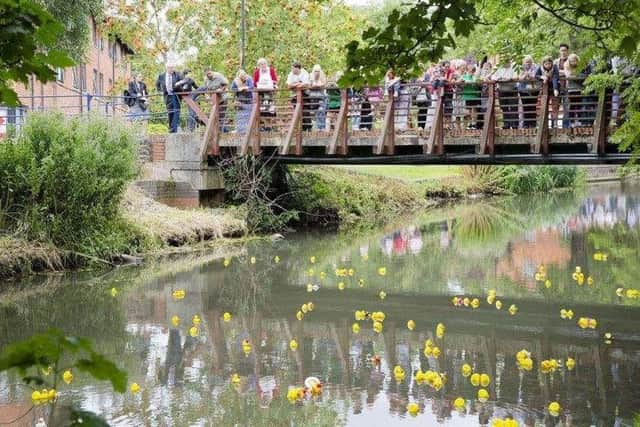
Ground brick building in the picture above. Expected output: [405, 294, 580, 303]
[0, 18, 133, 138]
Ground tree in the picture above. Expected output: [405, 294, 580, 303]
[0, 0, 74, 106]
[104, 0, 364, 84]
[341, 0, 640, 86]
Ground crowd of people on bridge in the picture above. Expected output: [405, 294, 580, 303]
[126, 43, 635, 134]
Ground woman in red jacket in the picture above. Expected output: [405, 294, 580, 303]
[253, 58, 278, 120]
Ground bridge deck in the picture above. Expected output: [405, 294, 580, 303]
[185, 79, 629, 164]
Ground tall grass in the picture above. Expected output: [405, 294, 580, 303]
[0, 112, 139, 259]
[461, 165, 582, 194]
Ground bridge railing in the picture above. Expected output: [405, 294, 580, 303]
[3, 79, 629, 158]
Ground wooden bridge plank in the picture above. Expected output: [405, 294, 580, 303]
[201, 92, 220, 159]
[374, 91, 395, 155]
[327, 90, 349, 155]
[592, 90, 608, 155]
[533, 84, 550, 154]
[479, 83, 495, 155]
[240, 92, 262, 156]
[425, 89, 444, 154]
[280, 90, 303, 155]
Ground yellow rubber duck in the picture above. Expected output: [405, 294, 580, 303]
[358, 278, 365, 287]
[470, 373, 480, 387]
[192, 315, 201, 326]
[454, 397, 465, 411]
[231, 373, 241, 385]
[172, 289, 185, 300]
[296, 310, 304, 321]
[338, 282, 345, 290]
[477, 388, 489, 402]
[407, 320, 416, 331]
[301, 303, 309, 314]
[130, 382, 140, 394]
[471, 298, 480, 309]
[371, 311, 385, 322]
[407, 402, 419, 417]
[461, 363, 472, 377]
[242, 339, 252, 356]
[171, 315, 180, 327]
[274, 255, 280, 263]
[566, 357, 575, 370]
[250, 256, 256, 264]
[373, 321, 383, 333]
[495, 300, 503, 310]
[110, 287, 118, 297]
[189, 326, 198, 337]
[62, 370, 73, 385]
[436, 323, 445, 338]
[508, 304, 518, 316]
[432, 346, 441, 358]
[545, 279, 552, 289]
[290, 339, 298, 351]
[480, 373, 490, 387]
[223, 312, 232, 322]
[319, 271, 326, 279]
[393, 365, 405, 382]
[352, 323, 360, 334]
[307, 302, 314, 311]
[548, 401, 561, 416]
[310, 256, 316, 264]
[348, 268, 355, 276]
[377, 267, 387, 276]
[223, 258, 231, 267]
[378, 291, 387, 300]
[355, 310, 367, 321]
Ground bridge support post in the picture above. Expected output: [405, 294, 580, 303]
[425, 88, 444, 154]
[534, 84, 550, 155]
[479, 82, 495, 155]
[592, 89, 608, 155]
[327, 90, 349, 155]
[281, 89, 303, 155]
[375, 87, 395, 155]
[201, 92, 221, 160]
[241, 91, 262, 156]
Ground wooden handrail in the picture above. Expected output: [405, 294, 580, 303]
[592, 89, 608, 155]
[327, 89, 349, 155]
[375, 89, 395, 155]
[201, 92, 220, 159]
[241, 91, 262, 155]
[533, 84, 550, 154]
[479, 82, 495, 155]
[425, 88, 444, 155]
[280, 89, 303, 155]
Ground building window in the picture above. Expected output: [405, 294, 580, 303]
[56, 68, 64, 83]
[92, 69, 98, 94]
[108, 39, 114, 59]
[80, 64, 87, 92]
[99, 73, 104, 95]
[100, 37, 105, 51]
[72, 67, 79, 89]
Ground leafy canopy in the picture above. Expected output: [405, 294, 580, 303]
[0, 0, 74, 106]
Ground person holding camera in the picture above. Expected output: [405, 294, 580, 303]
[126, 73, 150, 121]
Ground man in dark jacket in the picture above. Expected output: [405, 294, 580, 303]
[156, 64, 183, 133]
[127, 73, 149, 121]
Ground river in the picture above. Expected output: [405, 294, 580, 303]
[1, 183, 640, 426]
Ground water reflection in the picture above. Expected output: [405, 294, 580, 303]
[2, 184, 640, 426]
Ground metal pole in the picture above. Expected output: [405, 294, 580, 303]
[240, 0, 246, 69]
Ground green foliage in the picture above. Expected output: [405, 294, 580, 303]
[0, 329, 127, 425]
[37, 0, 104, 62]
[0, 0, 74, 106]
[461, 165, 581, 194]
[0, 112, 140, 258]
[147, 122, 169, 135]
[288, 167, 422, 230]
[219, 157, 298, 233]
[106, 0, 364, 85]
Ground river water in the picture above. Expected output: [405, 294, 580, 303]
[1, 183, 640, 426]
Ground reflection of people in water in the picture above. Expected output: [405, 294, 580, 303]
[159, 328, 198, 386]
[440, 219, 454, 249]
[392, 231, 407, 256]
[408, 227, 423, 255]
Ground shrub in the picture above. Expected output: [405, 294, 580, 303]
[0, 112, 139, 258]
[460, 165, 581, 194]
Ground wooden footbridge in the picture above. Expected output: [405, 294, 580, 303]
[183, 80, 632, 165]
